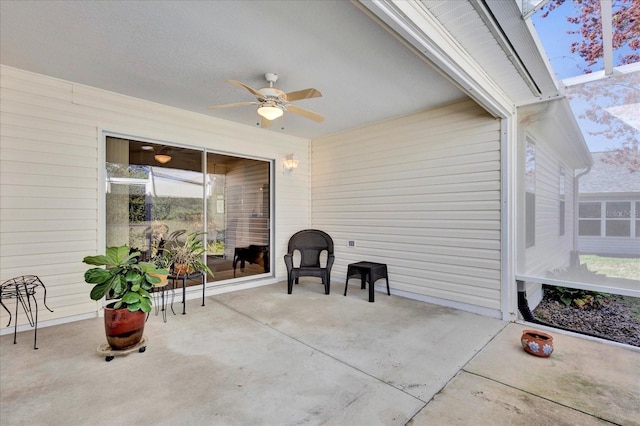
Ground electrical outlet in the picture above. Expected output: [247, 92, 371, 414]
[347, 240, 356, 247]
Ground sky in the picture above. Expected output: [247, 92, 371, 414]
[530, 1, 639, 153]
[531, 2, 591, 80]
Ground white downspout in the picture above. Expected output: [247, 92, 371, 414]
[572, 166, 592, 266]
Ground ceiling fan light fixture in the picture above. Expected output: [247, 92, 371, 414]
[257, 105, 284, 121]
[154, 149, 172, 164]
[154, 154, 172, 164]
[209, 75, 324, 127]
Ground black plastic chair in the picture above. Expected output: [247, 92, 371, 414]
[284, 229, 334, 294]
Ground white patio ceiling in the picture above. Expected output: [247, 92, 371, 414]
[0, 0, 559, 140]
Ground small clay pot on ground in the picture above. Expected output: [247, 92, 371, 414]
[521, 329, 554, 357]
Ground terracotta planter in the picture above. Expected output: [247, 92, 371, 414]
[521, 329, 554, 357]
[103, 302, 145, 350]
[173, 263, 193, 277]
[149, 272, 168, 287]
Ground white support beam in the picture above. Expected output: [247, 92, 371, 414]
[601, 0, 614, 76]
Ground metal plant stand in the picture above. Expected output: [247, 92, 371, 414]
[0, 275, 54, 349]
[168, 272, 204, 314]
[151, 281, 176, 323]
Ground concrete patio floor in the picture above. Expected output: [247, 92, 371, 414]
[1, 281, 638, 425]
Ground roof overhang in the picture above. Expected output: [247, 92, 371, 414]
[357, 0, 514, 118]
[358, 0, 566, 118]
[518, 98, 593, 169]
[473, 0, 560, 99]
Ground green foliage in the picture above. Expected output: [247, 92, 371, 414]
[82, 245, 168, 313]
[129, 193, 147, 222]
[106, 163, 149, 179]
[166, 230, 214, 277]
[209, 241, 225, 255]
[151, 246, 173, 270]
[544, 285, 610, 309]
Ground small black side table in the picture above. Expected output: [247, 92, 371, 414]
[0, 275, 53, 349]
[233, 245, 269, 277]
[344, 262, 390, 303]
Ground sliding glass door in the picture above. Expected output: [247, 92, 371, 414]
[105, 136, 271, 286]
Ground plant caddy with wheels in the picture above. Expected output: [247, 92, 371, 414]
[83, 245, 168, 362]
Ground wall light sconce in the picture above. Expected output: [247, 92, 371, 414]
[154, 148, 172, 164]
[283, 154, 299, 174]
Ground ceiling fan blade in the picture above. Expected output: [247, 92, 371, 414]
[285, 88, 322, 101]
[228, 80, 264, 99]
[286, 104, 325, 122]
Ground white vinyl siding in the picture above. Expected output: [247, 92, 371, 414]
[579, 235, 640, 256]
[311, 100, 503, 314]
[224, 161, 270, 257]
[521, 137, 576, 278]
[1, 65, 309, 327]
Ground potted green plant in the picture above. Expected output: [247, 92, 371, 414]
[83, 245, 169, 350]
[150, 246, 173, 287]
[166, 230, 214, 277]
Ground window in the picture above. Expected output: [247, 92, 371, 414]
[579, 201, 637, 238]
[605, 201, 631, 237]
[525, 141, 536, 248]
[579, 202, 602, 236]
[559, 167, 565, 236]
[105, 136, 271, 285]
[636, 202, 640, 238]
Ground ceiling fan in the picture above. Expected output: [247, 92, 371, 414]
[208, 73, 324, 127]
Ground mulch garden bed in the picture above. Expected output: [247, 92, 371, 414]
[534, 292, 640, 347]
